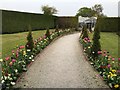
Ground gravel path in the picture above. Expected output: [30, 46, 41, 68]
[14, 33, 109, 88]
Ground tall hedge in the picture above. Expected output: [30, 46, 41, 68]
[2, 10, 57, 34]
[56, 16, 78, 29]
[96, 17, 119, 32]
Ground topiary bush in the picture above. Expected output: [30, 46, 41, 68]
[45, 28, 51, 42]
[80, 25, 88, 39]
[55, 25, 60, 36]
[25, 25, 34, 51]
[91, 22, 101, 58]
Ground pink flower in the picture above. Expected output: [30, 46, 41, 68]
[12, 50, 15, 53]
[112, 58, 115, 61]
[107, 64, 111, 68]
[103, 54, 106, 57]
[16, 52, 19, 57]
[5, 57, 10, 61]
[44, 35, 46, 39]
[98, 51, 102, 54]
[19, 46, 25, 49]
[12, 59, 16, 63]
[87, 40, 90, 42]
[118, 58, 120, 61]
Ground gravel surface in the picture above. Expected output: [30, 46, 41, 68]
[14, 33, 109, 88]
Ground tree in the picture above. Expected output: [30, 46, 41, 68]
[76, 7, 95, 17]
[41, 5, 57, 15]
[25, 25, 34, 51]
[92, 4, 103, 17]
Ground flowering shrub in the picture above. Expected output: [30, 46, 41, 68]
[80, 37, 120, 89]
[0, 29, 70, 89]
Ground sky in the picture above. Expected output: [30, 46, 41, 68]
[0, 0, 119, 17]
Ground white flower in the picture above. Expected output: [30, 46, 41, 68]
[29, 57, 32, 59]
[9, 77, 13, 81]
[27, 49, 31, 52]
[8, 74, 11, 76]
[0, 59, 3, 62]
[32, 59, 34, 62]
[92, 51, 95, 54]
[31, 55, 34, 58]
[11, 82, 15, 85]
[4, 76, 7, 80]
[88, 46, 90, 49]
[1, 80, 5, 83]
[14, 69, 18, 73]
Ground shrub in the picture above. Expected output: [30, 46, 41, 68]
[25, 25, 34, 51]
[81, 25, 88, 39]
[45, 28, 51, 42]
[91, 22, 101, 58]
[55, 25, 60, 36]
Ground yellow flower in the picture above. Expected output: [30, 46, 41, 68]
[23, 51, 26, 55]
[111, 74, 117, 77]
[111, 69, 116, 73]
[114, 84, 119, 88]
[107, 75, 110, 78]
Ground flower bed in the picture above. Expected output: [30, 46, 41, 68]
[79, 37, 120, 89]
[0, 29, 71, 89]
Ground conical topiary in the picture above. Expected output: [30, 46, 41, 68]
[25, 25, 34, 51]
[81, 25, 88, 39]
[45, 28, 51, 41]
[91, 21, 101, 58]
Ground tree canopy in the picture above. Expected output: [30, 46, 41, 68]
[76, 4, 106, 17]
[76, 7, 95, 17]
[41, 5, 57, 15]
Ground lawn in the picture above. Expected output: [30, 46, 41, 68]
[0, 30, 54, 59]
[89, 32, 118, 58]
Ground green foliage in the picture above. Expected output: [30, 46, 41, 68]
[55, 25, 60, 36]
[96, 17, 119, 32]
[45, 28, 51, 41]
[25, 25, 34, 51]
[76, 7, 95, 17]
[41, 5, 57, 15]
[91, 22, 101, 58]
[81, 25, 88, 39]
[2, 10, 57, 34]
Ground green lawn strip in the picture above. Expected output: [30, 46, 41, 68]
[89, 32, 118, 58]
[1, 30, 54, 59]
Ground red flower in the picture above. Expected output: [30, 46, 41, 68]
[19, 46, 25, 49]
[5, 57, 10, 61]
[98, 51, 102, 54]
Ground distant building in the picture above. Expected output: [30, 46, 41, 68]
[78, 16, 97, 32]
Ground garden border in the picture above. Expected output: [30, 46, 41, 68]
[15, 31, 80, 85]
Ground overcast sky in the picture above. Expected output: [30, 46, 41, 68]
[0, 0, 119, 17]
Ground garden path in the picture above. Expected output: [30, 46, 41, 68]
[15, 33, 109, 88]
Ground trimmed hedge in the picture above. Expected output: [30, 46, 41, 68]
[2, 10, 57, 34]
[56, 16, 78, 29]
[95, 17, 119, 32]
